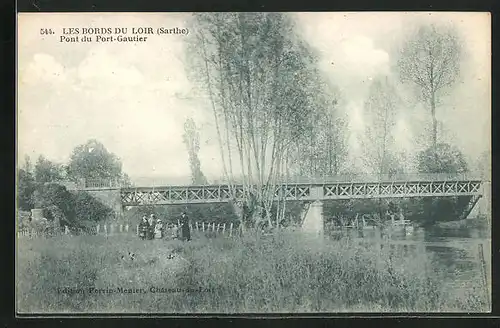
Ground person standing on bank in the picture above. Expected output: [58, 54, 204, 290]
[154, 219, 164, 239]
[180, 212, 191, 241]
[138, 215, 149, 240]
[147, 214, 155, 240]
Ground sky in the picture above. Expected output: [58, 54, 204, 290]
[17, 12, 491, 184]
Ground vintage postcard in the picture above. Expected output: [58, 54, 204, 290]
[16, 12, 491, 314]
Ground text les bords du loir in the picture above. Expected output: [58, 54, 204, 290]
[60, 27, 188, 43]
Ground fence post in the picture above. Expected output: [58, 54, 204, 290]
[195, 222, 199, 231]
[125, 224, 129, 233]
[213, 223, 216, 232]
[222, 223, 226, 234]
[97, 224, 100, 234]
[230, 223, 233, 237]
[216, 223, 220, 233]
[119, 224, 123, 233]
[104, 224, 108, 236]
[202, 222, 205, 232]
[136, 224, 139, 235]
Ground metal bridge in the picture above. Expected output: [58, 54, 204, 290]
[79, 173, 483, 207]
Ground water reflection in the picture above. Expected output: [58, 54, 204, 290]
[327, 223, 491, 291]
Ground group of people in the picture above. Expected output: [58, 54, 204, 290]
[138, 212, 191, 241]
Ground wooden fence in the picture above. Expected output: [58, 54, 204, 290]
[17, 229, 46, 239]
[17, 221, 238, 238]
[190, 221, 235, 235]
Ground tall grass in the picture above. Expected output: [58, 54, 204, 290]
[16, 231, 489, 313]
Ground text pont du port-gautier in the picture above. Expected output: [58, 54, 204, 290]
[58, 27, 188, 43]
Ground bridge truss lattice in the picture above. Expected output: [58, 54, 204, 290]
[119, 180, 482, 206]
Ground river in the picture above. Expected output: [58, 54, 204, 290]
[329, 222, 491, 310]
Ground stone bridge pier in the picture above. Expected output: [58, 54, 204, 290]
[301, 201, 324, 236]
[301, 186, 324, 236]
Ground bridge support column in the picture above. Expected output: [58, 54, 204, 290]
[301, 200, 324, 236]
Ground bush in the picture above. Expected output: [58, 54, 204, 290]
[17, 211, 32, 230]
[33, 183, 75, 226]
[417, 143, 468, 174]
[30, 184, 113, 230]
[73, 191, 114, 222]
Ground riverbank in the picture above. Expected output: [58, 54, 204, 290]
[16, 231, 489, 313]
[435, 215, 490, 232]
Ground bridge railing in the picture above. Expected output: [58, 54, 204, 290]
[80, 172, 482, 189]
[212, 172, 482, 185]
[277, 172, 482, 184]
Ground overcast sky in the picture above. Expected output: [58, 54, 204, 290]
[17, 12, 490, 183]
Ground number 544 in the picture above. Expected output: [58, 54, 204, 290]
[40, 28, 53, 35]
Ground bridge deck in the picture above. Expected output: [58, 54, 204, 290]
[114, 179, 482, 206]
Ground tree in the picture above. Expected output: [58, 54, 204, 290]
[325, 106, 350, 176]
[182, 118, 208, 185]
[34, 155, 65, 186]
[24, 155, 33, 173]
[290, 97, 349, 178]
[417, 143, 468, 174]
[67, 139, 123, 184]
[186, 13, 329, 229]
[17, 156, 36, 211]
[17, 169, 36, 211]
[414, 143, 469, 226]
[121, 173, 133, 187]
[476, 150, 491, 180]
[361, 76, 400, 175]
[397, 24, 461, 149]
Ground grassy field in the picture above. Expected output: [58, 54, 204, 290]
[16, 231, 489, 313]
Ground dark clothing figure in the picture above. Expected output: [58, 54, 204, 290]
[147, 215, 155, 240]
[180, 213, 191, 241]
[147, 226, 154, 240]
[138, 217, 149, 240]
